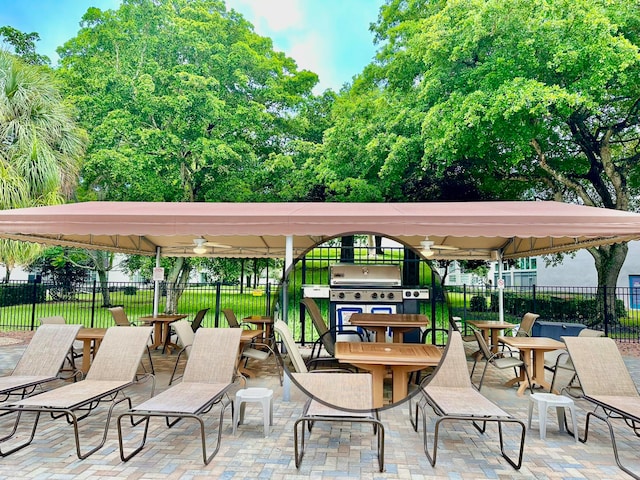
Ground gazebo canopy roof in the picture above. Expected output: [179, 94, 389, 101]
[0, 200, 637, 259]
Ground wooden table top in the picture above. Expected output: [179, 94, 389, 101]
[335, 342, 441, 366]
[243, 315, 273, 324]
[499, 336, 565, 350]
[467, 320, 514, 329]
[240, 329, 264, 342]
[76, 327, 108, 340]
[348, 313, 429, 328]
[138, 314, 188, 323]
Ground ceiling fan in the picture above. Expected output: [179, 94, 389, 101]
[419, 237, 459, 257]
[192, 237, 231, 254]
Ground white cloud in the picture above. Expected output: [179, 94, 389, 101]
[227, 0, 303, 31]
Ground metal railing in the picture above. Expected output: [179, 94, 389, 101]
[0, 279, 638, 343]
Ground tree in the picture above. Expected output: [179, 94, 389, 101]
[56, 0, 318, 311]
[0, 49, 86, 279]
[364, 0, 640, 306]
[28, 247, 92, 301]
[0, 26, 50, 66]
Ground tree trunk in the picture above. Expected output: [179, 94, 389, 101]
[97, 269, 111, 306]
[164, 258, 191, 313]
[589, 243, 628, 329]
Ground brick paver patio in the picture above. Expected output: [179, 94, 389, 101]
[0, 338, 638, 479]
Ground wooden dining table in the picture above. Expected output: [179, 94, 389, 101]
[498, 336, 566, 395]
[75, 327, 108, 373]
[347, 313, 429, 343]
[334, 342, 442, 408]
[138, 314, 188, 353]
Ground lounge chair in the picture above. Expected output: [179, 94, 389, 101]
[300, 298, 364, 370]
[38, 316, 84, 377]
[107, 306, 155, 375]
[563, 335, 640, 479]
[0, 326, 153, 459]
[544, 328, 604, 394]
[0, 324, 81, 400]
[292, 371, 385, 472]
[412, 331, 526, 470]
[117, 328, 242, 465]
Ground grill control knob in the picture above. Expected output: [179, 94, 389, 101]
[354, 292, 361, 299]
[405, 291, 412, 298]
[413, 291, 420, 297]
[338, 292, 345, 299]
[371, 292, 378, 299]
[388, 292, 395, 300]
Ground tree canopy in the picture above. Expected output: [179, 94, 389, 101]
[57, 0, 319, 203]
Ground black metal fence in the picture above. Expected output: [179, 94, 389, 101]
[1, 278, 638, 343]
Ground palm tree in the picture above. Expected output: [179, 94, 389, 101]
[0, 50, 87, 278]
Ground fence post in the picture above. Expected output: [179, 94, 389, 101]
[462, 284, 467, 320]
[90, 278, 97, 328]
[602, 285, 609, 336]
[532, 284, 536, 313]
[265, 282, 271, 317]
[214, 282, 222, 327]
[29, 280, 39, 331]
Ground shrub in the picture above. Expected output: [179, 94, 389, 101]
[470, 295, 487, 311]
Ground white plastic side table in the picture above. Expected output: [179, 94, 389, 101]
[233, 387, 274, 437]
[527, 392, 578, 441]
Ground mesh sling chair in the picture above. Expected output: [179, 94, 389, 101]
[412, 331, 526, 470]
[563, 335, 640, 479]
[38, 316, 85, 379]
[118, 328, 242, 465]
[222, 309, 282, 384]
[168, 320, 196, 385]
[107, 306, 155, 376]
[0, 326, 153, 459]
[300, 297, 365, 370]
[0, 324, 81, 401]
[470, 329, 534, 394]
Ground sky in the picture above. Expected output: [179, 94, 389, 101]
[0, 0, 385, 92]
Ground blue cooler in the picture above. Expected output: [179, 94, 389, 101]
[532, 321, 585, 341]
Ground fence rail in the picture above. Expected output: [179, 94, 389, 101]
[0, 279, 638, 343]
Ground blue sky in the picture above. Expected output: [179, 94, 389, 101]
[0, 0, 385, 92]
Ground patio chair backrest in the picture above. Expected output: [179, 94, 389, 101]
[108, 306, 132, 327]
[222, 309, 241, 328]
[172, 320, 195, 354]
[183, 328, 242, 384]
[13, 324, 82, 377]
[190, 308, 209, 332]
[301, 298, 335, 356]
[578, 328, 604, 337]
[473, 330, 494, 361]
[563, 336, 638, 397]
[38, 315, 66, 325]
[274, 320, 308, 373]
[85, 326, 152, 382]
[427, 331, 473, 389]
[516, 312, 539, 337]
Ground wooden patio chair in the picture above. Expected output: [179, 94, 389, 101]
[563, 335, 640, 479]
[0, 324, 81, 401]
[0, 326, 153, 459]
[292, 371, 385, 472]
[412, 330, 526, 470]
[117, 328, 242, 465]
